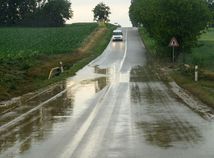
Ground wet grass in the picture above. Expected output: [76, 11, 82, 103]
[0, 23, 116, 101]
[171, 72, 214, 107]
[0, 23, 98, 59]
[138, 28, 156, 56]
[139, 27, 214, 107]
[34, 24, 116, 88]
[188, 28, 214, 71]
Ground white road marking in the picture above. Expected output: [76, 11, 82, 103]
[119, 30, 128, 72]
[60, 85, 112, 158]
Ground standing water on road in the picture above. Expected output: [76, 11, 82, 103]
[1, 28, 214, 158]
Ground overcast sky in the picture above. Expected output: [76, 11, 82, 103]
[68, 0, 132, 27]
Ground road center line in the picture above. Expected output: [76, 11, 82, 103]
[119, 30, 128, 72]
[60, 85, 112, 158]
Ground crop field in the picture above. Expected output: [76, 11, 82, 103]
[190, 28, 214, 70]
[0, 23, 115, 101]
[0, 23, 98, 59]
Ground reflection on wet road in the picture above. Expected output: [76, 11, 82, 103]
[1, 28, 214, 158]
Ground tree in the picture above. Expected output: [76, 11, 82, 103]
[37, 0, 73, 27]
[129, 0, 142, 27]
[207, 0, 214, 27]
[129, 0, 211, 59]
[92, 2, 111, 23]
[0, 0, 73, 27]
[0, 0, 38, 26]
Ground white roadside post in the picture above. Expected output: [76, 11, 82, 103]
[60, 61, 64, 73]
[195, 65, 198, 82]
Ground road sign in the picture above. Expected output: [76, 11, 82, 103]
[169, 37, 179, 47]
[169, 37, 179, 63]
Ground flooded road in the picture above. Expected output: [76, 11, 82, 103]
[1, 28, 214, 158]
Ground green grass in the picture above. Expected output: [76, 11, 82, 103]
[139, 27, 214, 70]
[138, 28, 157, 56]
[139, 26, 214, 107]
[0, 23, 98, 60]
[34, 24, 116, 89]
[189, 28, 214, 70]
[171, 71, 214, 107]
[0, 23, 116, 101]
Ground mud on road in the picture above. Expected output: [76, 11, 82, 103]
[0, 28, 214, 158]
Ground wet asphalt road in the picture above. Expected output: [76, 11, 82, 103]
[1, 28, 214, 158]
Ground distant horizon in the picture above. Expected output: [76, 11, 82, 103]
[67, 0, 132, 27]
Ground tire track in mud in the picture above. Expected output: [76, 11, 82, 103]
[129, 66, 203, 148]
[154, 82, 202, 146]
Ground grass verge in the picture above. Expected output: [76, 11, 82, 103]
[171, 71, 214, 107]
[139, 27, 214, 107]
[0, 23, 116, 101]
[188, 28, 214, 71]
[34, 24, 115, 88]
[0, 23, 98, 59]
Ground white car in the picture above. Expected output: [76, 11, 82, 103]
[112, 30, 123, 41]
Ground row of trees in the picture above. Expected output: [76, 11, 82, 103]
[0, 0, 73, 27]
[208, 0, 214, 26]
[0, 1, 111, 27]
[129, 0, 212, 59]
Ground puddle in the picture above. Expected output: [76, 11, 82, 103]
[0, 75, 109, 154]
[0, 58, 133, 157]
[119, 73, 130, 83]
[1, 29, 214, 158]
